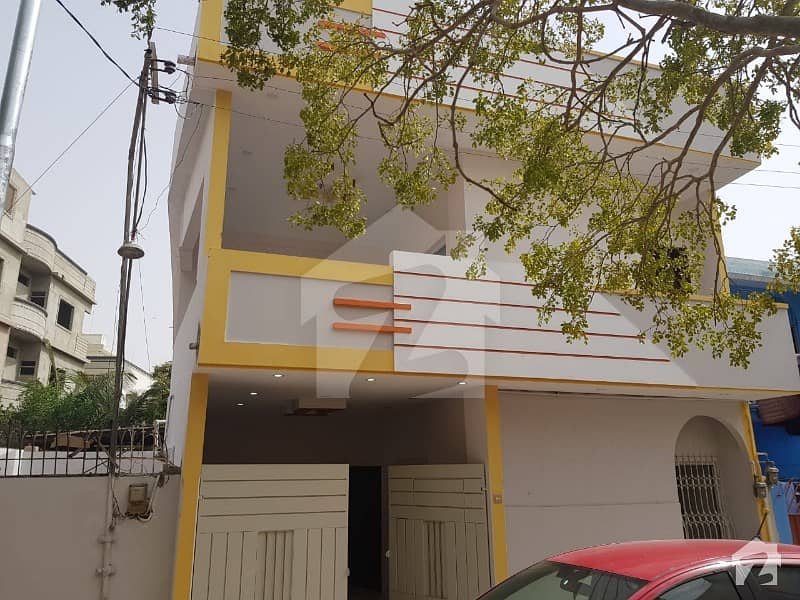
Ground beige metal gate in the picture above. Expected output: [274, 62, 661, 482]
[192, 464, 349, 600]
[388, 465, 491, 600]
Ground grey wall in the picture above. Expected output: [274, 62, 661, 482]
[0, 475, 179, 599]
[203, 398, 468, 466]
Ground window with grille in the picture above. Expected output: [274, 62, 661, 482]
[19, 360, 36, 377]
[675, 456, 734, 539]
[29, 291, 46, 308]
[57, 299, 74, 330]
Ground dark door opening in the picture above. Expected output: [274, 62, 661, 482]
[349, 466, 382, 600]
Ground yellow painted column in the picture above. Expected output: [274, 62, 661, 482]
[204, 89, 232, 254]
[740, 400, 774, 542]
[171, 374, 209, 600]
[485, 385, 509, 583]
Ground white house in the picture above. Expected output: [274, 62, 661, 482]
[0, 169, 96, 406]
[164, 2, 800, 599]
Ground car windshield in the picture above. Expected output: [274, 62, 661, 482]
[480, 561, 647, 600]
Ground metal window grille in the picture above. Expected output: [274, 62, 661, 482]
[675, 456, 734, 539]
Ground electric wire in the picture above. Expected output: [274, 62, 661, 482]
[137, 262, 152, 372]
[53, 0, 140, 85]
[6, 82, 134, 213]
[137, 103, 205, 234]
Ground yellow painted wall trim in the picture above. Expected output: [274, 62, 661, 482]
[339, 0, 373, 15]
[218, 247, 393, 285]
[199, 247, 394, 370]
[740, 400, 774, 542]
[204, 90, 232, 253]
[200, 342, 394, 371]
[197, 0, 225, 64]
[485, 385, 509, 584]
[171, 374, 209, 600]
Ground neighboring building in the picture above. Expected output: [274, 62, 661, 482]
[164, 3, 800, 599]
[83, 333, 154, 398]
[0, 169, 96, 405]
[728, 256, 800, 544]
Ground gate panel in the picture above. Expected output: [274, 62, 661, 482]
[192, 464, 348, 600]
[388, 465, 491, 600]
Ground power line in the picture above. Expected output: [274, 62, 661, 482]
[7, 81, 134, 212]
[53, 0, 140, 85]
[137, 262, 152, 372]
[723, 181, 800, 190]
[137, 103, 205, 234]
[154, 25, 226, 45]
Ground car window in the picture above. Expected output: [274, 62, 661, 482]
[750, 565, 800, 599]
[658, 572, 742, 600]
[480, 561, 645, 600]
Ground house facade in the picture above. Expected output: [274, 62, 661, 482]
[0, 169, 96, 405]
[84, 333, 154, 399]
[165, 2, 800, 599]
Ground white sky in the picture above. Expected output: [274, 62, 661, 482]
[1, 1, 799, 371]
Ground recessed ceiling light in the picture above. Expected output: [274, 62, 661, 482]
[458, 381, 467, 385]
[236, 402, 245, 406]
[249, 391, 258, 396]
[273, 373, 284, 378]
[366, 377, 376, 382]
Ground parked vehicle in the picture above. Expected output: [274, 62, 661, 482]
[480, 540, 800, 599]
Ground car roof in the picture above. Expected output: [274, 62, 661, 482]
[550, 539, 800, 581]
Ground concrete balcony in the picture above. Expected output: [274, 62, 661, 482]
[10, 297, 46, 340]
[197, 248, 800, 400]
[22, 226, 56, 272]
[22, 225, 96, 304]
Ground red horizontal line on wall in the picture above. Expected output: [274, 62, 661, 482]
[393, 294, 620, 317]
[394, 318, 641, 340]
[334, 297, 412, 310]
[333, 322, 412, 334]
[395, 343, 670, 363]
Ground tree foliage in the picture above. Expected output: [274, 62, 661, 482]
[117, 0, 800, 366]
[0, 363, 171, 431]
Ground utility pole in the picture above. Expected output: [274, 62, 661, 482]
[99, 45, 150, 600]
[0, 0, 42, 208]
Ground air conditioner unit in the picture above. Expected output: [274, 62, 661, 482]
[284, 397, 346, 416]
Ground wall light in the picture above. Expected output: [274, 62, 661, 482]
[457, 381, 467, 386]
[366, 377, 376, 382]
[236, 402, 245, 407]
[249, 392, 258, 396]
[273, 373, 284, 379]
[754, 476, 769, 499]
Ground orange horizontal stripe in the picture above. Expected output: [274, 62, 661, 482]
[395, 343, 669, 363]
[318, 19, 387, 38]
[394, 294, 620, 317]
[334, 298, 412, 310]
[333, 322, 412, 334]
[394, 318, 641, 340]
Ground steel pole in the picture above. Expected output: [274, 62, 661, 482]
[0, 0, 42, 205]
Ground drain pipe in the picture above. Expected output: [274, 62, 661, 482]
[98, 477, 117, 599]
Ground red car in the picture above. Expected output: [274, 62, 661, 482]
[481, 540, 800, 599]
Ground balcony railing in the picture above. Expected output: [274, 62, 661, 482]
[11, 296, 47, 340]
